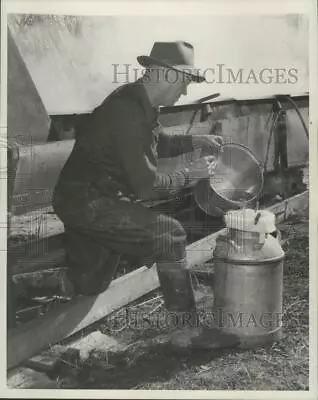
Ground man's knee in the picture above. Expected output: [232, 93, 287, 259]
[155, 215, 187, 260]
[156, 214, 186, 237]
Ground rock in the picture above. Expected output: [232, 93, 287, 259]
[7, 367, 60, 389]
[25, 331, 127, 379]
[70, 331, 127, 361]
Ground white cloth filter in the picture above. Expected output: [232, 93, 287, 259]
[224, 208, 276, 233]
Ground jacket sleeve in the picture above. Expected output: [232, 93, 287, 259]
[104, 100, 189, 200]
[157, 127, 194, 158]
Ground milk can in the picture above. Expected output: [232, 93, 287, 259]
[212, 208, 285, 347]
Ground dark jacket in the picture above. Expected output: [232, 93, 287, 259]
[53, 79, 193, 220]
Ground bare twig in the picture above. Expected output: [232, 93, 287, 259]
[149, 300, 164, 316]
[131, 294, 163, 309]
[283, 299, 307, 315]
[241, 363, 252, 382]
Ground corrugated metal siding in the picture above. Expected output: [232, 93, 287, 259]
[159, 97, 309, 172]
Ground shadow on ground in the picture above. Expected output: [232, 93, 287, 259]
[59, 339, 242, 389]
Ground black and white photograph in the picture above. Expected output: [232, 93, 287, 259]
[2, 0, 317, 397]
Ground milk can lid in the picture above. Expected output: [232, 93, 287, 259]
[224, 208, 276, 233]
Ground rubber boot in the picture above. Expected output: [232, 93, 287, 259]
[156, 258, 196, 313]
[157, 258, 240, 350]
[156, 258, 198, 348]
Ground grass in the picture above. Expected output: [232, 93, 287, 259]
[53, 214, 309, 390]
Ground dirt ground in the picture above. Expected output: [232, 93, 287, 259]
[44, 211, 309, 391]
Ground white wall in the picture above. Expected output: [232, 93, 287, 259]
[8, 14, 309, 114]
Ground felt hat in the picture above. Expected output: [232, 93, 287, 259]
[137, 41, 205, 83]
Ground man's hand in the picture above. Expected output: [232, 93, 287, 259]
[192, 135, 224, 156]
[186, 155, 217, 186]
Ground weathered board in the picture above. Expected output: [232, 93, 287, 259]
[7, 28, 50, 145]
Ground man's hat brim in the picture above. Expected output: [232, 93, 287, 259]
[137, 55, 205, 83]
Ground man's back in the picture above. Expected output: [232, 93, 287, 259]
[53, 80, 160, 217]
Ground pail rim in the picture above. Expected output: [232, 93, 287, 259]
[209, 142, 264, 205]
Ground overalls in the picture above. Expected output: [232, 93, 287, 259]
[53, 79, 196, 313]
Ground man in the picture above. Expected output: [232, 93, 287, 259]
[53, 41, 239, 349]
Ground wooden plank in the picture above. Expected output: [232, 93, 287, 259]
[12, 268, 67, 299]
[268, 190, 309, 221]
[7, 190, 309, 370]
[11, 248, 66, 275]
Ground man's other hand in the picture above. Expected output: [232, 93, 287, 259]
[193, 134, 224, 156]
[187, 155, 217, 185]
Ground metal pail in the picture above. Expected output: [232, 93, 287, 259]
[194, 143, 264, 216]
